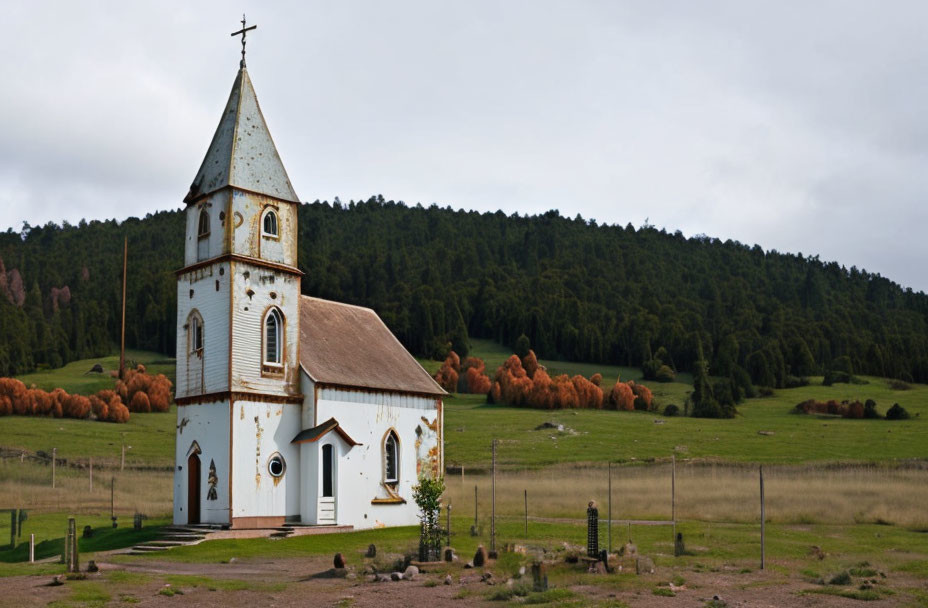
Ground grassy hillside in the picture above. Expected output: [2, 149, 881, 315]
[2, 347, 924, 470]
[14, 350, 175, 394]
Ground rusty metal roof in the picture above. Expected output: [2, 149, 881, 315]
[185, 68, 299, 204]
[299, 296, 447, 397]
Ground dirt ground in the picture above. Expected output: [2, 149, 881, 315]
[1, 552, 924, 608]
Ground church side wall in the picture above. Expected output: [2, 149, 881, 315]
[175, 264, 231, 398]
[174, 400, 231, 525]
[315, 388, 442, 529]
[229, 260, 300, 395]
[230, 400, 302, 526]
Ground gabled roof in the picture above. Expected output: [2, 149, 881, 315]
[299, 296, 447, 397]
[184, 68, 299, 204]
[291, 417, 360, 446]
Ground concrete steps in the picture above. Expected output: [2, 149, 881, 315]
[124, 525, 217, 555]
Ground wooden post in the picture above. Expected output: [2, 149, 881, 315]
[89, 457, 93, 492]
[51, 448, 56, 489]
[760, 466, 765, 570]
[672, 454, 676, 551]
[607, 461, 612, 554]
[111, 476, 116, 527]
[121, 444, 125, 471]
[8, 510, 15, 549]
[474, 484, 478, 530]
[119, 236, 127, 380]
[490, 439, 497, 554]
[446, 502, 452, 545]
[66, 517, 78, 573]
[29, 533, 34, 563]
[524, 489, 528, 538]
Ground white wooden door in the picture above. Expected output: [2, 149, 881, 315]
[318, 444, 336, 524]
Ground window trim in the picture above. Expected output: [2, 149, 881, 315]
[262, 307, 284, 373]
[188, 310, 204, 355]
[261, 207, 280, 239]
[267, 453, 286, 478]
[197, 209, 210, 239]
[382, 429, 399, 487]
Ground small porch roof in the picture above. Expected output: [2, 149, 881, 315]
[291, 417, 361, 447]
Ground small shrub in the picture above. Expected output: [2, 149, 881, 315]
[655, 365, 675, 383]
[885, 403, 911, 420]
[652, 587, 675, 597]
[828, 571, 851, 586]
[888, 379, 912, 390]
[663, 404, 680, 417]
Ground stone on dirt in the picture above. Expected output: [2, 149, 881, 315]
[444, 574, 453, 585]
[619, 542, 637, 557]
[375, 574, 390, 583]
[86, 560, 99, 573]
[403, 565, 419, 581]
[390, 572, 403, 581]
[334, 553, 346, 569]
[332, 568, 348, 578]
[366, 544, 377, 558]
[636, 556, 655, 574]
[443, 547, 457, 562]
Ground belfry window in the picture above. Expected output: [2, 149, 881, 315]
[197, 209, 210, 237]
[384, 431, 399, 486]
[262, 209, 279, 237]
[189, 313, 203, 354]
[264, 308, 283, 365]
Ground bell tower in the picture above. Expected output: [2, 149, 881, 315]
[174, 42, 303, 526]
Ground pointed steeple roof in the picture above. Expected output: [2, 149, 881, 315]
[185, 68, 299, 204]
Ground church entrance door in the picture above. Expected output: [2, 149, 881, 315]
[318, 444, 336, 524]
[187, 452, 201, 524]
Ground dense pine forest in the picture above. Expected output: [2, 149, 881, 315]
[2, 196, 928, 386]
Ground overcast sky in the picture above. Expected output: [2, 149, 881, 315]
[2, 1, 927, 291]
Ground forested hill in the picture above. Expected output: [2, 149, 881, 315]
[2, 196, 928, 385]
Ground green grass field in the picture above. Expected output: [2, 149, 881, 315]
[3, 345, 925, 470]
[14, 350, 175, 395]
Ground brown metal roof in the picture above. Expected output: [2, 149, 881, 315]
[291, 417, 360, 446]
[299, 296, 446, 397]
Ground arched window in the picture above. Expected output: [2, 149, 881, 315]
[384, 430, 399, 486]
[264, 308, 283, 365]
[189, 311, 204, 354]
[262, 209, 279, 237]
[197, 209, 210, 237]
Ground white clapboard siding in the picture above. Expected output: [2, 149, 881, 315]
[175, 264, 230, 397]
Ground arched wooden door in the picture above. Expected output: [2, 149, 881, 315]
[187, 452, 201, 524]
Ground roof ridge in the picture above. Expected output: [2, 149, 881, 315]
[300, 294, 375, 313]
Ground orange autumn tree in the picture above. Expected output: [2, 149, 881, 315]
[487, 351, 605, 410]
[608, 380, 636, 411]
[433, 352, 460, 393]
[462, 357, 492, 394]
[0, 377, 129, 423]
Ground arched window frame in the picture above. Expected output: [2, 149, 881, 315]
[262, 307, 284, 372]
[261, 207, 280, 239]
[383, 429, 399, 487]
[197, 209, 210, 238]
[187, 310, 204, 356]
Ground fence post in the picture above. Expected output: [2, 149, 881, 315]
[89, 457, 93, 492]
[121, 444, 125, 471]
[51, 448, 56, 489]
[672, 454, 676, 553]
[470, 484, 478, 536]
[607, 462, 612, 554]
[490, 439, 497, 554]
[760, 466, 765, 570]
[29, 533, 34, 563]
[524, 489, 528, 538]
[8, 510, 15, 549]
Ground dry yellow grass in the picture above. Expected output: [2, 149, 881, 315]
[0, 459, 171, 517]
[445, 463, 928, 528]
[4, 458, 925, 529]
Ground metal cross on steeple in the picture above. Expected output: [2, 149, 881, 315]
[231, 14, 257, 68]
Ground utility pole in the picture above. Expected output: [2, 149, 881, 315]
[119, 236, 127, 380]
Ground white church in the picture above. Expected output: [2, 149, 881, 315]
[172, 52, 445, 529]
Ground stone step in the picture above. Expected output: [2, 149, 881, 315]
[130, 545, 169, 552]
[161, 534, 205, 542]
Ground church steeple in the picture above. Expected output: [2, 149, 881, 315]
[184, 67, 299, 204]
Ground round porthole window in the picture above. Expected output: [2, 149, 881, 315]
[268, 454, 285, 478]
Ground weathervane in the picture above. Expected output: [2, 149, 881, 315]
[231, 14, 257, 68]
